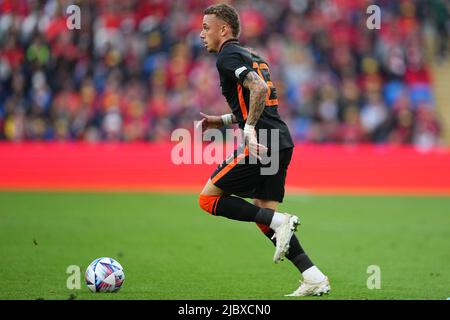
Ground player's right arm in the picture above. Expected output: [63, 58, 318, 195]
[197, 112, 237, 131]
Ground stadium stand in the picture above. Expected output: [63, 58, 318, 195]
[0, 0, 448, 146]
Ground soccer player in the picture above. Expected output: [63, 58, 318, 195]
[197, 3, 330, 296]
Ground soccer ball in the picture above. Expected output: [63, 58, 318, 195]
[85, 257, 125, 292]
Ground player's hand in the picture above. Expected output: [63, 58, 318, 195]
[196, 112, 223, 131]
[243, 124, 268, 161]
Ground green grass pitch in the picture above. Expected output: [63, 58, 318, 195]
[0, 191, 448, 300]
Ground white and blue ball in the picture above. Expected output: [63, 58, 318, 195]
[85, 257, 125, 292]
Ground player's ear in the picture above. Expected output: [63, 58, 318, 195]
[220, 24, 228, 37]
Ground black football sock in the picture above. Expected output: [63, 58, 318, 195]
[214, 195, 274, 225]
[263, 229, 314, 273]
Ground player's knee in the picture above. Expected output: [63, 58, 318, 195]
[198, 194, 220, 215]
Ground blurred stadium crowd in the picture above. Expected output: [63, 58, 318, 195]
[0, 0, 448, 145]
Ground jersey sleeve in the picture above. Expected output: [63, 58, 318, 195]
[216, 50, 252, 85]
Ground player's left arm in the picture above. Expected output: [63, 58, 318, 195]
[242, 71, 269, 158]
[242, 71, 269, 126]
[215, 52, 268, 157]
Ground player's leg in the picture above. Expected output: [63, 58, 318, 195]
[199, 147, 275, 224]
[254, 199, 314, 268]
[198, 179, 279, 227]
[253, 147, 330, 296]
[198, 147, 297, 262]
[254, 199, 330, 296]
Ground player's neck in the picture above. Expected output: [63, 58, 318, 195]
[218, 37, 239, 53]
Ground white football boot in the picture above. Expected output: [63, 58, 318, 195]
[271, 214, 300, 263]
[285, 277, 331, 297]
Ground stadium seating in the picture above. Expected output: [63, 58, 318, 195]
[0, 0, 448, 146]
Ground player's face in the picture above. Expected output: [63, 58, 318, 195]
[200, 14, 223, 53]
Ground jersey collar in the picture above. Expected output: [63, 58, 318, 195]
[218, 38, 240, 53]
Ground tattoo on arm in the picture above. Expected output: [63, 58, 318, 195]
[242, 71, 268, 126]
[231, 114, 238, 123]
